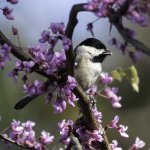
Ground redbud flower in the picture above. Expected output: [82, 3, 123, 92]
[85, 0, 149, 27]
[84, 2, 98, 11]
[62, 36, 71, 51]
[92, 107, 103, 123]
[129, 51, 142, 63]
[76, 125, 103, 149]
[127, 9, 149, 27]
[22, 121, 35, 132]
[2, 119, 54, 149]
[3, 6, 14, 20]
[21, 130, 36, 148]
[0, 43, 11, 69]
[104, 87, 122, 108]
[118, 125, 129, 138]
[22, 61, 35, 73]
[100, 72, 113, 85]
[109, 38, 127, 54]
[39, 30, 50, 43]
[108, 115, 129, 138]
[108, 115, 119, 129]
[0, 43, 11, 61]
[58, 119, 73, 145]
[48, 36, 58, 48]
[23, 80, 44, 96]
[39, 131, 54, 145]
[67, 93, 78, 107]
[52, 51, 66, 68]
[7, 0, 19, 4]
[0, 58, 5, 70]
[12, 26, 18, 35]
[109, 140, 122, 150]
[10, 120, 23, 131]
[125, 28, 136, 38]
[87, 23, 94, 36]
[108, 38, 117, 46]
[90, 129, 103, 142]
[130, 137, 145, 150]
[8, 68, 18, 83]
[64, 75, 78, 107]
[9, 119, 24, 140]
[45, 92, 53, 104]
[49, 22, 65, 34]
[28, 44, 66, 75]
[15, 59, 23, 70]
[64, 75, 77, 96]
[53, 97, 66, 114]
[86, 85, 97, 96]
[118, 43, 127, 54]
[66, 75, 77, 90]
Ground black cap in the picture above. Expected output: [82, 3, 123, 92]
[78, 38, 106, 50]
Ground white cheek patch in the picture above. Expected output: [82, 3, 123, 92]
[76, 45, 105, 56]
[74, 45, 108, 64]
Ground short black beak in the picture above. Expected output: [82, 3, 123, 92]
[103, 50, 112, 55]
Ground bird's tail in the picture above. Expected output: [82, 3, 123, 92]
[14, 94, 39, 110]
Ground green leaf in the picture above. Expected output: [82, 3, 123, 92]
[111, 68, 126, 81]
[129, 65, 139, 92]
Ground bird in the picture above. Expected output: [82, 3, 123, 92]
[74, 38, 111, 91]
[14, 38, 111, 110]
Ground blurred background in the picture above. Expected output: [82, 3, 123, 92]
[0, 0, 150, 149]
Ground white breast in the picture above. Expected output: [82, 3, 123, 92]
[75, 59, 102, 90]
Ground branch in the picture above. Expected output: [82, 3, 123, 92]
[109, 0, 131, 21]
[65, 3, 111, 150]
[115, 24, 150, 56]
[0, 30, 29, 60]
[65, 3, 98, 130]
[0, 126, 33, 149]
[0, 134, 33, 150]
[108, 0, 150, 56]
[65, 3, 87, 40]
[65, 136, 82, 150]
[65, 3, 87, 76]
[0, 30, 53, 78]
[65, 3, 99, 130]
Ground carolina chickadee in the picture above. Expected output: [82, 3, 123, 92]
[75, 38, 111, 90]
[14, 38, 111, 110]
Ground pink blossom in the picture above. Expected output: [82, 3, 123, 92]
[108, 115, 119, 128]
[104, 87, 122, 108]
[53, 97, 66, 114]
[75, 125, 103, 149]
[109, 140, 122, 150]
[49, 22, 65, 34]
[7, 0, 18, 4]
[58, 119, 73, 145]
[39, 131, 54, 145]
[12, 26, 18, 35]
[100, 72, 113, 85]
[118, 125, 129, 138]
[3, 7, 14, 20]
[108, 115, 129, 138]
[86, 85, 97, 96]
[130, 137, 145, 150]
